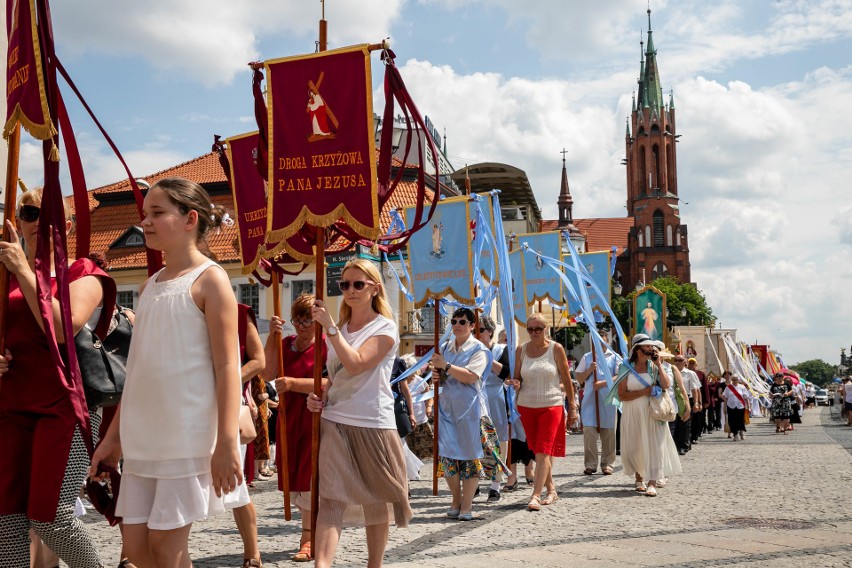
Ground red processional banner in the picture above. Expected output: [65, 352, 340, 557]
[225, 131, 271, 274]
[265, 44, 379, 246]
[4, 0, 56, 140]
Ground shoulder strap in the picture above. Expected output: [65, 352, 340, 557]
[237, 304, 249, 362]
[93, 273, 117, 340]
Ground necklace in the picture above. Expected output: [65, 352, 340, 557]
[291, 338, 313, 352]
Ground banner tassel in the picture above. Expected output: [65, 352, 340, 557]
[49, 141, 60, 162]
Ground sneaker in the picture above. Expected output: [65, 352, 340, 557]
[487, 489, 501, 503]
[458, 512, 475, 521]
[446, 508, 460, 519]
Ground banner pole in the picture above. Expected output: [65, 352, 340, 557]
[592, 338, 601, 434]
[272, 270, 292, 520]
[0, 122, 22, 358]
[505, 235, 514, 467]
[431, 299, 440, 496]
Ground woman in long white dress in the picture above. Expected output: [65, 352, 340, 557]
[616, 334, 681, 497]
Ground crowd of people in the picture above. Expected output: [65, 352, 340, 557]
[0, 178, 826, 568]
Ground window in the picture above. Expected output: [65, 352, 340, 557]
[666, 225, 673, 247]
[239, 283, 260, 315]
[653, 210, 664, 247]
[292, 280, 314, 303]
[638, 232, 644, 248]
[644, 225, 651, 247]
[117, 290, 135, 309]
[652, 262, 668, 279]
[676, 228, 682, 246]
[125, 234, 144, 246]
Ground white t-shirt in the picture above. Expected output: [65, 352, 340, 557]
[721, 384, 748, 409]
[681, 368, 702, 396]
[322, 315, 399, 429]
[844, 384, 852, 404]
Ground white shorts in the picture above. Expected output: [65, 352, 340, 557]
[116, 445, 250, 530]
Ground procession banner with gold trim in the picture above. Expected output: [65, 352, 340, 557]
[4, 0, 56, 140]
[518, 232, 562, 305]
[508, 249, 527, 325]
[563, 250, 611, 316]
[406, 197, 475, 307]
[634, 285, 667, 344]
[225, 131, 271, 275]
[265, 44, 379, 245]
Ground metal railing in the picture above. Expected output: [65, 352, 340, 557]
[406, 310, 450, 335]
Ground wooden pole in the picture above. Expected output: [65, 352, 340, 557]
[592, 339, 601, 434]
[505, 235, 514, 467]
[310, 11, 328, 554]
[271, 270, 292, 520]
[0, 122, 22, 356]
[431, 300, 440, 495]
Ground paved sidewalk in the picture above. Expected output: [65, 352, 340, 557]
[84, 407, 852, 567]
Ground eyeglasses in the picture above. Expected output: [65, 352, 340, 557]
[17, 204, 40, 223]
[338, 280, 374, 292]
[527, 326, 545, 333]
[293, 319, 313, 328]
[450, 318, 470, 326]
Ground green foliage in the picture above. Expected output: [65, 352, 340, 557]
[648, 276, 716, 327]
[790, 359, 837, 387]
[552, 324, 589, 351]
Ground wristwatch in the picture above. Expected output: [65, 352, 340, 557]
[444, 362, 452, 373]
[326, 326, 339, 337]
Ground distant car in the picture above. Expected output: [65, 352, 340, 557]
[815, 389, 831, 406]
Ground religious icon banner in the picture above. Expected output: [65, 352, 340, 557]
[225, 131, 270, 274]
[265, 44, 379, 243]
[563, 250, 611, 317]
[518, 232, 562, 305]
[4, 0, 56, 140]
[406, 197, 474, 307]
[634, 285, 666, 344]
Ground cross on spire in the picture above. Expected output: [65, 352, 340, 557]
[560, 148, 568, 163]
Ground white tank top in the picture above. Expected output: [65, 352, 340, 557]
[517, 341, 564, 408]
[121, 260, 226, 478]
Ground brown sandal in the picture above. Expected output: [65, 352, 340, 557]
[527, 495, 541, 511]
[242, 558, 262, 568]
[293, 542, 312, 562]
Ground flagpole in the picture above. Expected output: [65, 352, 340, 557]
[310, 7, 328, 554]
[505, 234, 514, 468]
[271, 270, 292, 520]
[592, 337, 601, 434]
[432, 299, 441, 495]
[0, 122, 21, 357]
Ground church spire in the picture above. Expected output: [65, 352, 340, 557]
[557, 149, 575, 230]
[637, 8, 663, 111]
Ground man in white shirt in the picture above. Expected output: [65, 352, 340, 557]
[575, 340, 621, 475]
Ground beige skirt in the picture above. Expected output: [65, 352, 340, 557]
[318, 418, 413, 528]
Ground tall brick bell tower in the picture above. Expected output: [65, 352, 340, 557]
[619, 9, 691, 290]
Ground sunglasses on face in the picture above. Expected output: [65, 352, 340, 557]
[479, 327, 488, 333]
[17, 204, 40, 223]
[641, 349, 657, 356]
[450, 318, 470, 326]
[293, 319, 313, 328]
[338, 280, 374, 292]
[527, 326, 545, 333]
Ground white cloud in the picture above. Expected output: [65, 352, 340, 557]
[51, 1, 404, 87]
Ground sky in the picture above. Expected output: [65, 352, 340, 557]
[5, 0, 852, 366]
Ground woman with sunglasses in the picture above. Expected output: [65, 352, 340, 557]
[0, 190, 112, 567]
[615, 334, 681, 497]
[430, 307, 506, 521]
[512, 313, 577, 511]
[477, 316, 511, 502]
[307, 259, 411, 568]
[264, 293, 328, 562]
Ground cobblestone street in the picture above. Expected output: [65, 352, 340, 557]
[85, 407, 852, 567]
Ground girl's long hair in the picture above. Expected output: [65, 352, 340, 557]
[337, 258, 394, 325]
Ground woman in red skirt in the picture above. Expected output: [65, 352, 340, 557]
[511, 313, 577, 511]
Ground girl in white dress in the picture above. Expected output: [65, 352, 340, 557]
[616, 334, 681, 497]
[90, 178, 244, 567]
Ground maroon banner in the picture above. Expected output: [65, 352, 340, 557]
[265, 44, 379, 244]
[226, 131, 271, 274]
[4, 0, 56, 140]
[751, 345, 768, 370]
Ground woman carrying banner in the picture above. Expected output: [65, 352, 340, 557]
[478, 316, 511, 502]
[616, 334, 681, 497]
[0, 188, 112, 568]
[307, 259, 412, 568]
[430, 307, 506, 521]
[512, 313, 577, 511]
[266, 293, 328, 562]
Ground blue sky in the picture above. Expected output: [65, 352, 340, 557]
[6, 0, 852, 365]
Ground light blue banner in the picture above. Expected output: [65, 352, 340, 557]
[564, 250, 612, 316]
[406, 198, 475, 306]
[518, 232, 563, 305]
[508, 249, 527, 325]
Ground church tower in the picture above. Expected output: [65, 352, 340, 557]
[619, 9, 691, 290]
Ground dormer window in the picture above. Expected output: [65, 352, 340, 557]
[125, 233, 144, 246]
[109, 226, 145, 249]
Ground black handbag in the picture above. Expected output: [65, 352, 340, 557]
[75, 305, 133, 409]
[394, 395, 413, 437]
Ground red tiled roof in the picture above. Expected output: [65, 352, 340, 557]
[540, 217, 633, 254]
[93, 153, 227, 196]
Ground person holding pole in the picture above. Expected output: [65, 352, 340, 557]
[266, 293, 328, 562]
[307, 259, 411, 568]
[478, 316, 511, 502]
[0, 189, 111, 567]
[575, 333, 621, 476]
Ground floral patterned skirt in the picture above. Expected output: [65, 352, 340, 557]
[438, 416, 508, 480]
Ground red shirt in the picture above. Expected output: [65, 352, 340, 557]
[276, 335, 327, 493]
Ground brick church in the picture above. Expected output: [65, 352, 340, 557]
[542, 10, 691, 294]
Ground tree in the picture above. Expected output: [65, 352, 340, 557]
[790, 359, 836, 387]
[614, 276, 716, 334]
